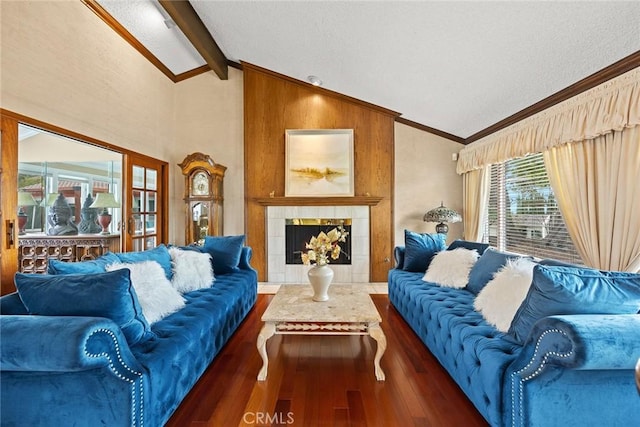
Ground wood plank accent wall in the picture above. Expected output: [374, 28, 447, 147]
[243, 63, 399, 282]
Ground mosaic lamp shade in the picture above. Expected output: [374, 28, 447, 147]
[423, 202, 461, 234]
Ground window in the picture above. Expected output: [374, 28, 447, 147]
[483, 153, 582, 264]
[17, 124, 122, 235]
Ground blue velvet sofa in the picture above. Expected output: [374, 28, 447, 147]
[0, 244, 257, 427]
[389, 241, 640, 427]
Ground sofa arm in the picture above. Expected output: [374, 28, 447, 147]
[1, 315, 143, 378]
[507, 314, 640, 427]
[512, 314, 640, 376]
[239, 246, 257, 272]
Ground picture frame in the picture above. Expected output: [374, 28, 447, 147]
[285, 129, 354, 197]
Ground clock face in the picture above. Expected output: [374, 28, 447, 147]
[192, 171, 209, 196]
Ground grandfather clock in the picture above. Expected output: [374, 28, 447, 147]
[178, 153, 226, 245]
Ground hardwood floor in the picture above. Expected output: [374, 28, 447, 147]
[166, 294, 488, 427]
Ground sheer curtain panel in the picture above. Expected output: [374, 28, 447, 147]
[462, 166, 490, 241]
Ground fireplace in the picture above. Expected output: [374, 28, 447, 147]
[266, 206, 370, 283]
[285, 219, 352, 265]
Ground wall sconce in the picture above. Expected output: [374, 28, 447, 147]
[90, 192, 120, 235]
[423, 202, 461, 235]
[17, 191, 38, 235]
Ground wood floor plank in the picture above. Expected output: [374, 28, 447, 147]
[166, 294, 488, 427]
[332, 408, 349, 427]
[346, 390, 367, 427]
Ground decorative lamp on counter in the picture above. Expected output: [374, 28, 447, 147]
[90, 193, 120, 235]
[17, 192, 38, 235]
[423, 202, 461, 234]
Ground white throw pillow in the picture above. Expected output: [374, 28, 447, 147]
[106, 260, 186, 324]
[422, 248, 480, 288]
[168, 247, 214, 293]
[474, 257, 537, 332]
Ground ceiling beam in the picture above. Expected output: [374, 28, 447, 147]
[158, 0, 228, 80]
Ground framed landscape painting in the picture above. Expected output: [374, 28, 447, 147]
[285, 129, 354, 197]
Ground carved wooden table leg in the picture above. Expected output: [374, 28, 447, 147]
[256, 322, 276, 381]
[368, 322, 387, 381]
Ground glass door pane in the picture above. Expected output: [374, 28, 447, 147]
[124, 154, 166, 252]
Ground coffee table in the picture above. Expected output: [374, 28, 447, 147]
[256, 284, 386, 381]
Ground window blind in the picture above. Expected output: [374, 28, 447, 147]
[483, 153, 582, 264]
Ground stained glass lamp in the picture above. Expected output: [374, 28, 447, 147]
[423, 202, 461, 234]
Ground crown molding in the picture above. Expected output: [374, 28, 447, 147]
[395, 117, 465, 144]
[174, 65, 211, 82]
[82, 0, 179, 82]
[466, 50, 640, 144]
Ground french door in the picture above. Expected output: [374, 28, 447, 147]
[123, 153, 168, 252]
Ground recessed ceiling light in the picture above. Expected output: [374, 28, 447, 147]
[307, 75, 322, 86]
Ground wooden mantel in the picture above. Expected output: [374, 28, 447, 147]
[252, 196, 383, 207]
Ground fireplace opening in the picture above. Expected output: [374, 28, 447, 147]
[285, 218, 352, 265]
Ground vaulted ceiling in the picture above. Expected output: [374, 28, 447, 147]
[94, 0, 640, 142]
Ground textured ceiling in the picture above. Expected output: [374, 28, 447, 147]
[98, 0, 640, 139]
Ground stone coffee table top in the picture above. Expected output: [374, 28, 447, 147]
[261, 284, 382, 323]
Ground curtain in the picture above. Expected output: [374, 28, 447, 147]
[462, 166, 490, 241]
[543, 126, 640, 272]
[458, 67, 640, 174]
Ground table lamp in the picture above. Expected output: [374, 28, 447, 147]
[17, 191, 38, 235]
[90, 192, 120, 235]
[423, 202, 461, 234]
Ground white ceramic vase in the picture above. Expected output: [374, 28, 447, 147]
[307, 264, 334, 302]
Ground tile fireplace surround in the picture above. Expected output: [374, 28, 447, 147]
[266, 206, 370, 283]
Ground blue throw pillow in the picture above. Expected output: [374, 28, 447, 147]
[508, 265, 640, 344]
[116, 244, 173, 280]
[48, 252, 120, 275]
[203, 235, 245, 274]
[402, 230, 446, 272]
[466, 248, 528, 295]
[15, 270, 153, 345]
[446, 239, 490, 256]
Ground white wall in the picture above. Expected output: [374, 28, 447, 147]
[174, 70, 245, 237]
[394, 123, 465, 246]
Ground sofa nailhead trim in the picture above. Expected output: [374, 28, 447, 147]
[511, 328, 572, 427]
[84, 328, 144, 427]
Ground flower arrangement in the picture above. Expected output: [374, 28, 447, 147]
[301, 226, 349, 266]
